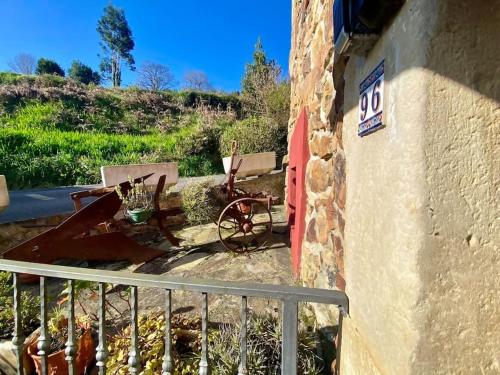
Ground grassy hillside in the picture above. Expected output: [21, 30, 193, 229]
[0, 73, 287, 189]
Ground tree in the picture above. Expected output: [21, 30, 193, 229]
[183, 70, 212, 92]
[35, 58, 65, 76]
[241, 38, 287, 121]
[97, 5, 135, 87]
[8, 53, 36, 75]
[137, 62, 175, 91]
[68, 60, 101, 85]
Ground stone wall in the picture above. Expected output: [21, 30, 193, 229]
[288, 0, 346, 325]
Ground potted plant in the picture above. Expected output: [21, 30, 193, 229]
[26, 308, 95, 375]
[116, 178, 153, 224]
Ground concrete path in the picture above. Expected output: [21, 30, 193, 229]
[0, 175, 228, 224]
[0, 185, 99, 224]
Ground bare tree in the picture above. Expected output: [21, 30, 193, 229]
[183, 70, 213, 92]
[137, 61, 175, 91]
[8, 53, 36, 75]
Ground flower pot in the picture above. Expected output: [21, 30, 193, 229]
[27, 330, 95, 375]
[222, 152, 276, 178]
[0, 175, 9, 214]
[126, 208, 152, 224]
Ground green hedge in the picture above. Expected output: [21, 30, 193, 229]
[176, 91, 242, 115]
[219, 117, 287, 157]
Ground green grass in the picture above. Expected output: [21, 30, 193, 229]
[0, 72, 287, 189]
[0, 126, 223, 189]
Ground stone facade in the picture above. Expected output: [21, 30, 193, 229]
[288, 0, 346, 324]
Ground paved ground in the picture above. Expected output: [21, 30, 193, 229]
[28, 205, 292, 326]
[0, 185, 99, 224]
[0, 175, 228, 224]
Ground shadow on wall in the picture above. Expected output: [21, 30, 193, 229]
[342, 0, 499, 114]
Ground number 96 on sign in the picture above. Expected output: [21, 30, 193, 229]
[358, 60, 384, 136]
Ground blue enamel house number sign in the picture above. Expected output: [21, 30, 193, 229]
[358, 60, 384, 136]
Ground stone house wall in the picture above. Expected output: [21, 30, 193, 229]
[288, 0, 346, 325]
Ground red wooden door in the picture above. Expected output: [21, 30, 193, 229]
[287, 109, 309, 278]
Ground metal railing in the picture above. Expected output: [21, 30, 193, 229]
[0, 259, 349, 375]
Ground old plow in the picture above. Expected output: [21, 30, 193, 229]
[1, 174, 180, 273]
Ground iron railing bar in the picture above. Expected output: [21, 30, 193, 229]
[65, 279, 76, 375]
[0, 260, 349, 309]
[162, 289, 173, 375]
[12, 273, 24, 375]
[38, 276, 49, 375]
[281, 299, 298, 375]
[96, 282, 107, 375]
[128, 286, 140, 374]
[199, 292, 210, 375]
[238, 296, 248, 375]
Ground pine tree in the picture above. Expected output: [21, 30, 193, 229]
[241, 38, 282, 117]
[97, 5, 135, 87]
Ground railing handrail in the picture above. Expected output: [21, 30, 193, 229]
[0, 259, 349, 310]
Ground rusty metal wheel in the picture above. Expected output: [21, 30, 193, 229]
[217, 197, 273, 252]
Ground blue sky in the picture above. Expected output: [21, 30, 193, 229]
[0, 1, 292, 92]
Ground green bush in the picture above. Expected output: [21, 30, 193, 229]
[68, 60, 101, 85]
[0, 72, 28, 85]
[207, 314, 324, 375]
[35, 58, 65, 77]
[177, 91, 242, 116]
[181, 177, 221, 225]
[219, 117, 287, 157]
[266, 81, 291, 127]
[0, 272, 40, 339]
[106, 312, 324, 375]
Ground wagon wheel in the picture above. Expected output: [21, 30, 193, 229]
[218, 197, 273, 252]
[213, 187, 249, 229]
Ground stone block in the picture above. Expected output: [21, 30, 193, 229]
[309, 131, 334, 159]
[307, 158, 332, 193]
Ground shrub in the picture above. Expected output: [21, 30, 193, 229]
[0, 272, 40, 339]
[35, 58, 65, 77]
[107, 313, 201, 375]
[68, 60, 101, 85]
[181, 178, 221, 225]
[219, 117, 287, 157]
[266, 81, 291, 127]
[106, 312, 324, 375]
[0, 72, 28, 85]
[207, 314, 324, 375]
[36, 74, 67, 88]
[177, 91, 242, 116]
